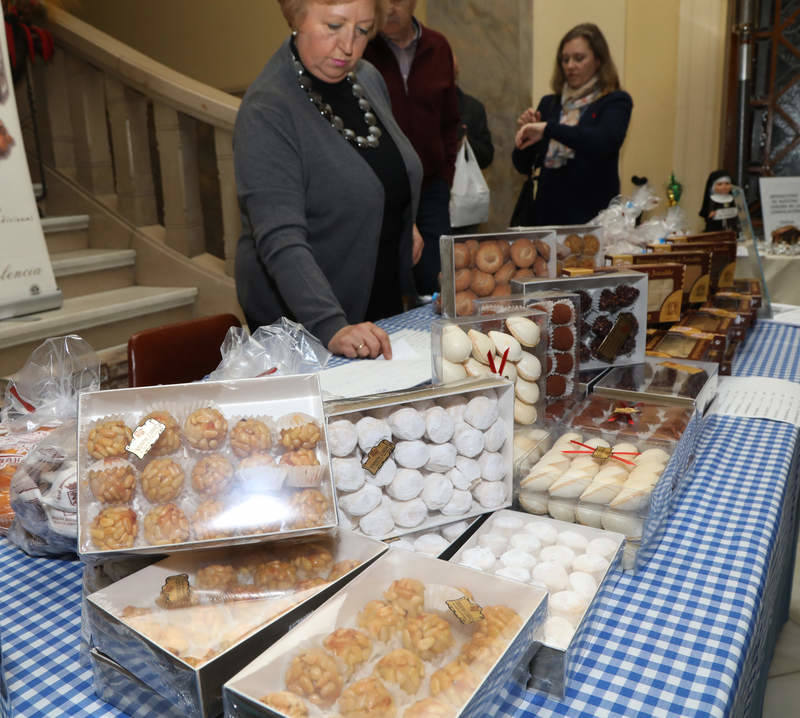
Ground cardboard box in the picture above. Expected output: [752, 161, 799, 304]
[617, 263, 684, 324]
[655, 240, 737, 291]
[645, 329, 714, 362]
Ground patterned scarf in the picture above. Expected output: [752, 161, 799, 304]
[544, 76, 602, 169]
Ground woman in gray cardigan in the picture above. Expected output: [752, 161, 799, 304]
[234, 0, 423, 359]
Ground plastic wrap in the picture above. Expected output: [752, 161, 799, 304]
[8, 422, 78, 556]
[207, 318, 331, 382]
[594, 184, 662, 256]
[1, 335, 101, 432]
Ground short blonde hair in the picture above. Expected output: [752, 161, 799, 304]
[550, 23, 621, 95]
[278, 0, 388, 38]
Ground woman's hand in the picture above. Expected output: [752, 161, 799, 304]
[515, 121, 547, 150]
[517, 108, 541, 126]
[329, 323, 393, 360]
[412, 224, 424, 266]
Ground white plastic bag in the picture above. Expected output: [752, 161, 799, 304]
[449, 139, 490, 227]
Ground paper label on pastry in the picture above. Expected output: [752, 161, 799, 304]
[592, 445, 613, 460]
[446, 595, 485, 625]
[362, 439, 395, 475]
[126, 418, 165, 459]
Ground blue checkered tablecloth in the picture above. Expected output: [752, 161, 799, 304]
[0, 307, 798, 717]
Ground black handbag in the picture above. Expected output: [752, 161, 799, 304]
[510, 174, 536, 227]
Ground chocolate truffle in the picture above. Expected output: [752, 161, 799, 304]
[551, 301, 574, 325]
[579, 343, 591, 362]
[546, 374, 567, 397]
[576, 290, 592, 313]
[598, 289, 618, 311]
[615, 284, 640, 307]
[592, 316, 613, 337]
[552, 326, 574, 351]
[554, 352, 574, 374]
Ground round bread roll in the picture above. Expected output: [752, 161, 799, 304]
[475, 242, 503, 273]
[454, 267, 473, 291]
[510, 238, 536, 268]
[453, 242, 470, 269]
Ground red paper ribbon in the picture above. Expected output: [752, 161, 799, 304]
[488, 348, 510, 377]
[561, 439, 640, 466]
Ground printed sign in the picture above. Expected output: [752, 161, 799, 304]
[759, 176, 800, 247]
[0, 26, 61, 319]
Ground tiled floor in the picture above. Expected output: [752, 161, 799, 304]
[763, 543, 800, 715]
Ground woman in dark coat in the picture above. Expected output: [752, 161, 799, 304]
[511, 23, 632, 226]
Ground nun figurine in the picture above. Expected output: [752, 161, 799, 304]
[699, 169, 739, 232]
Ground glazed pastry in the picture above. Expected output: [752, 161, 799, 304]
[87, 420, 133, 460]
[506, 316, 541, 347]
[192, 498, 236, 540]
[453, 243, 470, 269]
[478, 452, 506, 482]
[365, 457, 397, 488]
[89, 506, 138, 550]
[285, 649, 342, 708]
[287, 488, 331, 529]
[279, 448, 319, 466]
[253, 559, 297, 590]
[332, 457, 366, 492]
[359, 503, 395, 537]
[195, 563, 238, 590]
[141, 457, 184, 504]
[88, 459, 137, 504]
[338, 677, 395, 718]
[475, 605, 522, 640]
[488, 331, 523, 362]
[470, 270, 495, 297]
[291, 543, 334, 578]
[475, 242, 503, 273]
[421, 473, 454, 510]
[430, 661, 479, 706]
[414, 533, 450, 555]
[357, 600, 405, 641]
[374, 649, 426, 694]
[327, 559, 361, 581]
[483, 418, 507, 453]
[137, 411, 181, 457]
[454, 267, 473, 292]
[357, 417, 392, 453]
[394, 440, 430, 470]
[402, 698, 456, 718]
[389, 497, 428, 528]
[323, 628, 372, 677]
[510, 238, 535, 268]
[441, 359, 468, 382]
[402, 612, 454, 660]
[384, 577, 425, 617]
[229, 418, 272, 458]
[515, 377, 540, 405]
[453, 425, 484, 458]
[514, 399, 537, 425]
[191, 454, 234, 495]
[468, 330, 495, 365]
[426, 443, 457, 472]
[327, 419, 358, 457]
[441, 488, 473, 515]
[143, 503, 190, 545]
[516, 353, 542, 381]
[259, 691, 308, 718]
[463, 396, 499, 431]
[459, 633, 503, 672]
[183, 407, 228, 451]
[386, 469, 424, 501]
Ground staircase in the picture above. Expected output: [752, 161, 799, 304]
[0, 6, 246, 383]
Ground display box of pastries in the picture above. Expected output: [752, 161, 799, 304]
[645, 328, 714, 362]
[471, 291, 582, 408]
[514, 414, 702, 572]
[85, 532, 387, 717]
[223, 548, 548, 718]
[77, 375, 337, 559]
[438, 230, 558, 317]
[431, 311, 546, 427]
[704, 292, 757, 327]
[326, 378, 514, 540]
[674, 309, 745, 347]
[90, 648, 186, 718]
[384, 514, 490, 560]
[592, 357, 718, 412]
[614, 263, 684, 324]
[731, 278, 763, 309]
[606, 250, 711, 305]
[513, 426, 553, 486]
[651, 239, 737, 292]
[511, 223, 605, 271]
[450, 509, 624, 697]
[511, 271, 648, 371]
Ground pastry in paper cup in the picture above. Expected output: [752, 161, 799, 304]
[87, 457, 138, 504]
[236, 451, 288, 492]
[277, 412, 322, 452]
[135, 410, 182, 457]
[86, 417, 134, 460]
[230, 417, 274, 457]
[183, 405, 228, 451]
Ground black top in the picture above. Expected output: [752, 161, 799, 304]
[456, 87, 494, 169]
[512, 90, 633, 225]
[311, 68, 412, 320]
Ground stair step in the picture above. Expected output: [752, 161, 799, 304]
[0, 286, 198, 377]
[50, 248, 136, 298]
[42, 214, 91, 253]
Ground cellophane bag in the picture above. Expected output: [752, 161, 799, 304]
[8, 422, 78, 556]
[206, 317, 331, 381]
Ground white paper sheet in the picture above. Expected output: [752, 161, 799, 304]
[318, 329, 431, 400]
[708, 376, 800, 427]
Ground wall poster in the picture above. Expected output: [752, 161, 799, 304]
[0, 21, 61, 319]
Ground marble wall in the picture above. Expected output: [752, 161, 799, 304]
[427, 0, 532, 231]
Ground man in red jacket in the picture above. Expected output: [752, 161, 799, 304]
[364, 0, 460, 298]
